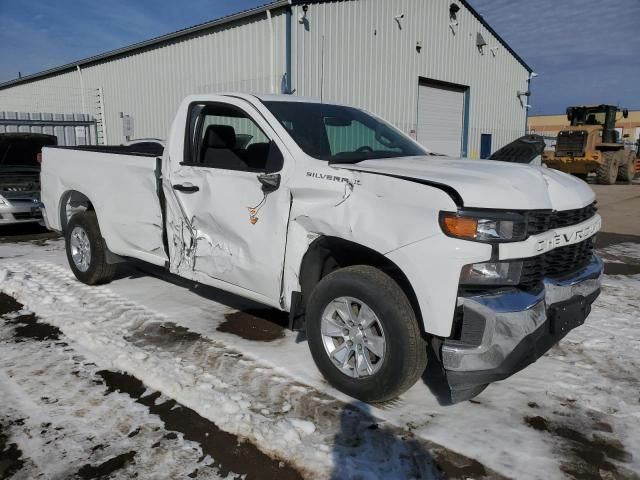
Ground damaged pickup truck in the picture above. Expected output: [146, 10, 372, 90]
[41, 94, 603, 403]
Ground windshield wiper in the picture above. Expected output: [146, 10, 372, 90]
[329, 152, 405, 165]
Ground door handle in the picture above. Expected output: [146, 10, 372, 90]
[173, 183, 199, 193]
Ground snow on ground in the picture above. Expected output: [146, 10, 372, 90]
[0, 237, 639, 479]
[0, 296, 227, 479]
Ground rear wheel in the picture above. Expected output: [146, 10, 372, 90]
[617, 152, 636, 184]
[596, 152, 618, 185]
[306, 265, 428, 403]
[65, 211, 116, 285]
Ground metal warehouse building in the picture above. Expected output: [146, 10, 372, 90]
[0, 0, 532, 158]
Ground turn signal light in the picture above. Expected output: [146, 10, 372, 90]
[441, 215, 478, 239]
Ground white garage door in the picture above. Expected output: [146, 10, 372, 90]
[417, 83, 465, 157]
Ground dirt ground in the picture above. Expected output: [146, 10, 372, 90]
[591, 184, 640, 237]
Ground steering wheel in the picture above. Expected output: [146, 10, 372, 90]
[355, 146, 373, 153]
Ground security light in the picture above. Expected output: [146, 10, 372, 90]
[299, 4, 309, 24]
[448, 3, 460, 34]
[476, 33, 487, 53]
[449, 3, 460, 20]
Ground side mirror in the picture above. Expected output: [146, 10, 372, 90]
[258, 173, 281, 193]
[623, 108, 629, 119]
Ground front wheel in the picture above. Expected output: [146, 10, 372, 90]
[65, 211, 116, 285]
[596, 152, 619, 185]
[617, 152, 636, 184]
[306, 265, 428, 403]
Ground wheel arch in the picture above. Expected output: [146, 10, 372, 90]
[293, 236, 424, 334]
[58, 189, 95, 233]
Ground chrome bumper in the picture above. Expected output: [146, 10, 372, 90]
[442, 255, 602, 379]
[0, 199, 43, 225]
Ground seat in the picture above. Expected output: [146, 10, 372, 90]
[245, 142, 270, 170]
[201, 125, 248, 171]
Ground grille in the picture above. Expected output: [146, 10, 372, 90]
[527, 203, 597, 236]
[555, 130, 587, 156]
[13, 211, 42, 220]
[520, 237, 595, 291]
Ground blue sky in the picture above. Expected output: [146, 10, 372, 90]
[0, 0, 638, 114]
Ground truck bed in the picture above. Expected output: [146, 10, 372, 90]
[40, 146, 168, 266]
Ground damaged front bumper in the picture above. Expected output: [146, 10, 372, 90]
[441, 255, 603, 401]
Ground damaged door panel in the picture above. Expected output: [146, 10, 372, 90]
[164, 98, 291, 305]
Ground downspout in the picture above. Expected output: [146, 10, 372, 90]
[525, 76, 531, 133]
[462, 88, 470, 157]
[285, 3, 293, 93]
[76, 65, 87, 115]
[267, 9, 276, 93]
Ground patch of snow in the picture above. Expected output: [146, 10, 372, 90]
[0, 261, 443, 480]
[0, 306, 223, 479]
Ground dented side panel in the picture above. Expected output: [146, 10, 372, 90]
[163, 166, 291, 303]
[40, 148, 167, 266]
[280, 163, 476, 335]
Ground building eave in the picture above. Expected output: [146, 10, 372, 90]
[0, 0, 290, 90]
[0, 0, 533, 90]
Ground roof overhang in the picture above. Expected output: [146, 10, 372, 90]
[0, 1, 290, 90]
[0, 0, 532, 90]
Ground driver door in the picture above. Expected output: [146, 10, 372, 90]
[164, 98, 291, 306]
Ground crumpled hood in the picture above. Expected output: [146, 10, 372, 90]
[336, 156, 595, 211]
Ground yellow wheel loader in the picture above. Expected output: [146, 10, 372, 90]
[542, 105, 637, 184]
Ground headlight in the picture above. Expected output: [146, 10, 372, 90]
[440, 211, 527, 242]
[460, 261, 523, 286]
[0, 194, 7, 206]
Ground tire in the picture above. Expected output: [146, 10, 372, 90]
[65, 211, 116, 285]
[596, 152, 618, 185]
[306, 265, 428, 403]
[617, 151, 636, 184]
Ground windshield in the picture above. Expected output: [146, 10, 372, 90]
[263, 101, 427, 163]
[570, 108, 607, 126]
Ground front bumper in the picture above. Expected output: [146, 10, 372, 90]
[0, 199, 43, 225]
[441, 255, 603, 400]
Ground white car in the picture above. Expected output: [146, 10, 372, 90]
[40, 94, 603, 403]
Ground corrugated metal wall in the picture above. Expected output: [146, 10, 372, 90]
[0, 112, 97, 146]
[0, 0, 528, 154]
[291, 0, 529, 156]
[0, 10, 288, 145]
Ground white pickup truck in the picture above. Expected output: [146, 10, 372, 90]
[41, 94, 603, 403]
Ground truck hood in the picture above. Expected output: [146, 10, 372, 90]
[335, 156, 595, 211]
